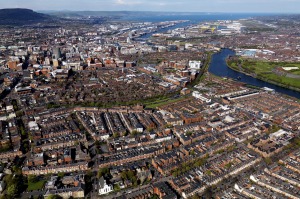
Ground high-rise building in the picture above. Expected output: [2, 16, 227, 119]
[44, 57, 50, 65]
[52, 47, 61, 59]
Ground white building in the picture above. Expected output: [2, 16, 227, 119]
[144, 66, 158, 73]
[99, 176, 113, 195]
[135, 123, 144, 133]
[44, 57, 50, 65]
[63, 61, 81, 71]
[99, 133, 110, 141]
[218, 28, 236, 35]
[192, 91, 211, 103]
[28, 121, 39, 131]
[188, 61, 202, 69]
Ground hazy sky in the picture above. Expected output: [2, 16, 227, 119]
[0, 0, 299, 13]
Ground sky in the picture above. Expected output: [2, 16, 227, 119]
[0, 0, 299, 13]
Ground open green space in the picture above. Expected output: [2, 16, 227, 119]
[240, 20, 275, 32]
[227, 58, 300, 89]
[26, 175, 47, 191]
[144, 95, 189, 109]
[27, 180, 46, 191]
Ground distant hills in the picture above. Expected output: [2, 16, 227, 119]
[0, 8, 53, 25]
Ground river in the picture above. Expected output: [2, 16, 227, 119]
[208, 48, 300, 99]
[137, 21, 192, 40]
[132, 13, 270, 41]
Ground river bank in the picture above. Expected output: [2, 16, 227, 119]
[208, 49, 300, 99]
[188, 52, 213, 88]
[226, 60, 300, 93]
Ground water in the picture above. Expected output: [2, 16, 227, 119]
[122, 13, 300, 99]
[120, 13, 275, 23]
[208, 49, 300, 99]
[138, 21, 191, 40]
[123, 13, 277, 40]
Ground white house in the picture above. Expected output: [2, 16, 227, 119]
[188, 61, 202, 69]
[99, 176, 113, 195]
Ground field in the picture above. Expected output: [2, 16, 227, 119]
[227, 58, 300, 89]
[144, 95, 190, 109]
[27, 180, 46, 191]
[240, 20, 276, 32]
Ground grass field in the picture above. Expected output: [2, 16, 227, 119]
[27, 180, 46, 191]
[227, 58, 300, 89]
[145, 95, 190, 109]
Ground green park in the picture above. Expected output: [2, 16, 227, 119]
[227, 57, 300, 90]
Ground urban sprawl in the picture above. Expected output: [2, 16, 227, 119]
[0, 13, 300, 199]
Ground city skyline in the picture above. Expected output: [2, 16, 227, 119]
[0, 0, 299, 13]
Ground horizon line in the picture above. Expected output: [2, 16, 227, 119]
[0, 8, 300, 14]
[34, 10, 300, 14]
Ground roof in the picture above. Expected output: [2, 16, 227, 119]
[99, 176, 105, 188]
[135, 123, 143, 129]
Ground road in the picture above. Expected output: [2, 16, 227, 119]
[96, 176, 173, 199]
[21, 190, 45, 199]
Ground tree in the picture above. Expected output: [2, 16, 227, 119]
[28, 175, 38, 183]
[131, 130, 139, 136]
[190, 149, 195, 155]
[149, 194, 159, 199]
[192, 194, 201, 199]
[7, 184, 17, 198]
[121, 171, 127, 180]
[113, 132, 119, 138]
[16, 110, 24, 117]
[113, 184, 120, 191]
[264, 157, 272, 165]
[84, 171, 94, 195]
[98, 167, 109, 178]
[20, 126, 27, 136]
[121, 170, 138, 186]
[12, 166, 22, 175]
[47, 195, 63, 199]
[95, 140, 100, 146]
[146, 127, 154, 132]
[57, 172, 65, 178]
[185, 131, 193, 136]
[122, 131, 129, 136]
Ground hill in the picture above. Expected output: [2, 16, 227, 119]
[0, 8, 53, 25]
